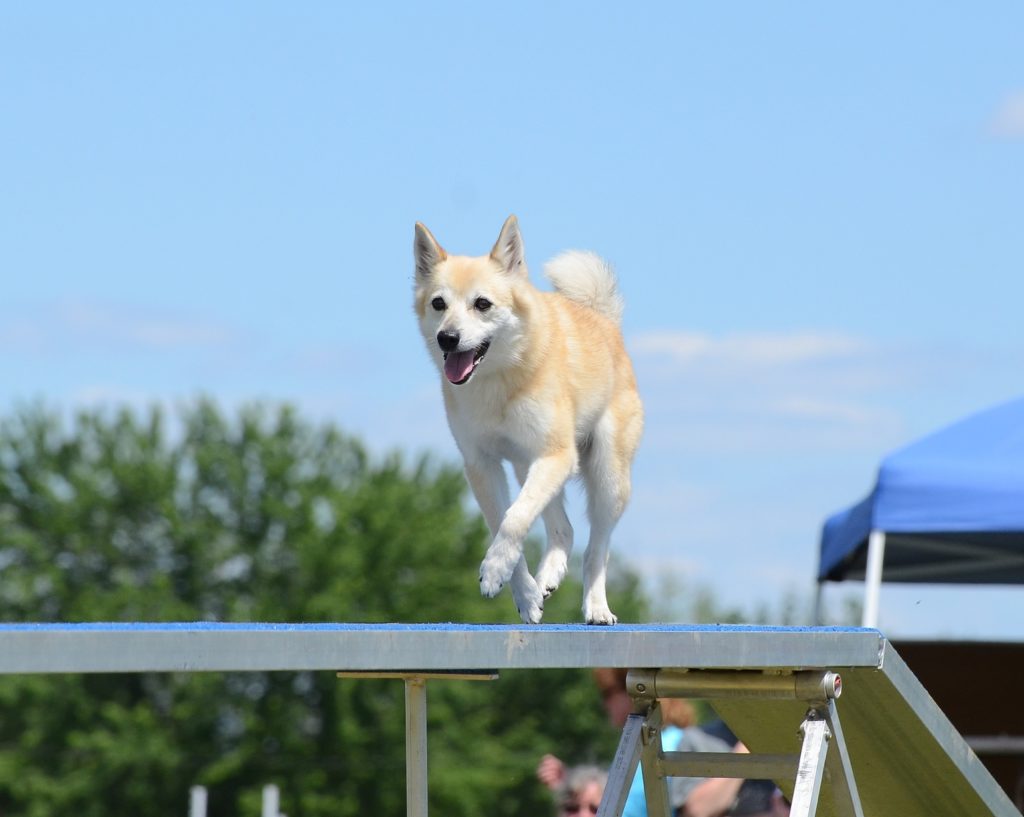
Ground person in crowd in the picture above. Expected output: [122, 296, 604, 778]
[539, 668, 752, 817]
[727, 780, 790, 817]
[553, 764, 607, 817]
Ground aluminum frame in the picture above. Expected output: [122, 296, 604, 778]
[603, 668, 862, 817]
[0, 623, 1014, 817]
[0, 622, 882, 674]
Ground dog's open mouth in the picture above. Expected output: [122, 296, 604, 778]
[443, 341, 490, 385]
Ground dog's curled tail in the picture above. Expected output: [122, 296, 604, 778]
[544, 250, 624, 324]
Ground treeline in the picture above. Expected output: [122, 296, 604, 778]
[0, 401, 646, 816]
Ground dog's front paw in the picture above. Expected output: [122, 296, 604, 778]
[478, 535, 521, 598]
[479, 555, 514, 598]
[479, 564, 504, 598]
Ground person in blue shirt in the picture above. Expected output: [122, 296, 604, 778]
[614, 694, 742, 817]
[539, 669, 749, 817]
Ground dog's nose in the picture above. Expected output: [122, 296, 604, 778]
[437, 330, 460, 352]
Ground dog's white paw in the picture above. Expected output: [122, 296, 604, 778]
[583, 602, 618, 626]
[535, 552, 569, 598]
[512, 573, 545, 624]
[479, 536, 521, 598]
[479, 566, 503, 598]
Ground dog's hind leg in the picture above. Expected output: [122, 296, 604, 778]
[580, 498, 622, 625]
[535, 492, 574, 599]
[580, 407, 640, 625]
[509, 558, 544, 624]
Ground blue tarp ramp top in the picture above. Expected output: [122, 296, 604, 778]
[817, 396, 1024, 624]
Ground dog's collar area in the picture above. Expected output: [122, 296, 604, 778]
[443, 340, 490, 385]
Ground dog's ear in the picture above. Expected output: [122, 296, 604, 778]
[490, 215, 526, 277]
[414, 222, 447, 279]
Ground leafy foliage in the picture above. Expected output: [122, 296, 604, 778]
[0, 401, 645, 816]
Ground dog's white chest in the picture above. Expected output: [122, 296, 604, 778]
[445, 387, 550, 464]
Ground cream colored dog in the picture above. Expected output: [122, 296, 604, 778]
[413, 216, 642, 624]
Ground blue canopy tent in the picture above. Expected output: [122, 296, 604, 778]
[818, 396, 1024, 626]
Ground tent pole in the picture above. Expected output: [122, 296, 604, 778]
[862, 530, 886, 628]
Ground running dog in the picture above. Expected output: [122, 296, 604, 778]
[413, 216, 642, 624]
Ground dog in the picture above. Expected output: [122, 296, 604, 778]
[413, 215, 643, 624]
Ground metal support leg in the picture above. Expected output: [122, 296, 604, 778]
[789, 700, 865, 817]
[823, 699, 865, 817]
[862, 529, 886, 628]
[405, 677, 428, 817]
[638, 702, 673, 817]
[790, 709, 831, 817]
[597, 703, 673, 817]
[337, 670, 497, 817]
[597, 712, 645, 817]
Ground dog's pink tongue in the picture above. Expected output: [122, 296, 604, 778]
[444, 350, 476, 383]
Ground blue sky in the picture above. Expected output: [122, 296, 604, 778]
[2, 3, 1022, 637]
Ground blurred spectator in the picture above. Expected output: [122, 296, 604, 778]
[556, 765, 607, 817]
[728, 780, 790, 817]
[593, 668, 744, 817]
[539, 669, 752, 817]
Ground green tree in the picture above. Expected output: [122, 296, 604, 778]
[0, 401, 645, 816]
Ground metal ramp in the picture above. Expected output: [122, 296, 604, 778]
[0, 623, 1015, 816]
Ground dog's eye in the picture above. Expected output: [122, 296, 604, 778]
[431, 297, 446, 311]
[474, 297, 492, 312]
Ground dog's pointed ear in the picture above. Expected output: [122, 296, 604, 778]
[490, 215, 526, 276]
[414, 222, 447, 279]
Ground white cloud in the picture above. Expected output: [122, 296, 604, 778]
[628, 329, 904, 455]
[57, 302, 233, 349]
[71, 384, 172, 407]
[990, 91, 1024, 139]
[0, 322, 47, 352]
[767, 396, 888, 426]
[631, 329, 868, 367]
[0, 301, 236, 355]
